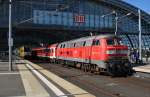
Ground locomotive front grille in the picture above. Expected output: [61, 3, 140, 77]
[107, 49, 128, 62]
[108, 56, 128, 60]
[116, 50, 128, 54]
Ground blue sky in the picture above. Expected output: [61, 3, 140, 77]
[123, 0, 150, 14]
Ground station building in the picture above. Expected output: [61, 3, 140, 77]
[0, 0, 150, 51]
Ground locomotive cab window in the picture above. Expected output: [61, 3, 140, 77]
[96, 40, 100, 45]
[107, 39, 115, 45]
[92, 40, 100, 46]
[106, 38, 122, 45]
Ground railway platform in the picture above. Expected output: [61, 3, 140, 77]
[133, 58, 150, 73]
[0, 61, 25, 97]
[133, 64, 150, 73]
[0, 57, 150, 97]
[132, 59, 150, 78]
[0, 59, 95, 97]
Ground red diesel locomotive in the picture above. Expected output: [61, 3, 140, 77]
[32, 35, 132, 76]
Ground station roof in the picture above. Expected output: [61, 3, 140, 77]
[98, 0, 150, 23]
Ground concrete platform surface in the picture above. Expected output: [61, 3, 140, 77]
[0, 62, 26, 97]
[133, 64, 150, 73]
[0, 59, 95, 97]
[0, 61, 51, 97]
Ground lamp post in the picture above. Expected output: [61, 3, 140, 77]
[7, 2, 69, 71]
[9, 0, 13, 71]
[115, 12, 132, 35]
[115, 13, 118, 35]
[101, 11, 131, 35]
[138, 9, 142, 61]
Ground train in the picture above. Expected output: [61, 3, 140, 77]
[31, 34, 133, 76]
[16, 46, 32, 59]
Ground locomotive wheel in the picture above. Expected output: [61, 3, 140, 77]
[83, 64, 86, 72]
[84, 64, 87, 72]
[85, 65, 88, 72]
[85, 64, 88, 72]
[81, 63, 83, 70]
[90, 65, 95, 73]
[88, 64, 92, 72]
[87, 64, 91, 72]
[93, 65, 98, 74]
[123, 63, 133, 76]
[106, 63, 115, 76]
[95, 66, 100, 75]
[81, 63, 84, 71]
[76, 63, 81, 69]
[94, 65, 97, 72]
[85, 64, 89, 72]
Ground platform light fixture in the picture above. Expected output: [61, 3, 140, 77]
[115, 12, 132, 35]
[101, 11, 132, 35]
[101, 10, 116, 18]
[8, 0, 13, 71]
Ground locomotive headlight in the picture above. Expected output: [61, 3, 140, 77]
[106, 50, 116, 54]
[106, 50, 128, 54]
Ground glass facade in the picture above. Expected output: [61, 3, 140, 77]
[0, 0, 150, 49]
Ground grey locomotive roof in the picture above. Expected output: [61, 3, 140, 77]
[60, 34, 117, 44]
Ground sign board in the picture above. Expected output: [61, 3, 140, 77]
[74, 15, 85, 23]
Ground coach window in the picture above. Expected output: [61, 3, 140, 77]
[92, 40, 100, 46]
[83, 41, 86, 46]
[63, 44, 66, 48]
[92, 40, 96, 45]
[74, 43, 76, 47]
[60, 45, 62, 48]
[96, 40, 100, 45]
[107, 39, 115, 45]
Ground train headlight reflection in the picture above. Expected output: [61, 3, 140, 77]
[106, 50, 116, 54]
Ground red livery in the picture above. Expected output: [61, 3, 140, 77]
[32, 47, 47, 57]
[32, 35, 132, 76]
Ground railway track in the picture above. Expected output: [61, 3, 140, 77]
[59, 73, 124, 97]
[37, 62, 125, 97]
[31, 61, 150, 97]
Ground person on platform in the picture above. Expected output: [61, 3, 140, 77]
[134, 49, 139, 64]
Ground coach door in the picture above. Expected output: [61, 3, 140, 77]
[91, 39, 101, 61]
